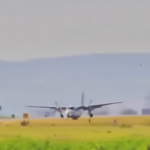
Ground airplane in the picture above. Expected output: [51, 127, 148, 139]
[26, 93, 122, 121]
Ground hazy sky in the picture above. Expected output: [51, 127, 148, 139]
[0, 54, 150, 116]
[0, 0, 150, 61]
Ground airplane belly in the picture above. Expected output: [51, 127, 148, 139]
[66, 109, 83, 119]
[73, 109, 83, 117]
[66, 109, 75, 116]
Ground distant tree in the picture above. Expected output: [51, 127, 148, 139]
[145, 92, 150, 107]
[94, 109, 109, 115]
[98, 110, 109, 115]
[120, 108, 138, 115]
[11, 114, 15, 118]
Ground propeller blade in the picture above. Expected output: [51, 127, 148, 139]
[55, 101, 59, 107]
[54, 101, 62, 114]
[28, 108, 55, 117]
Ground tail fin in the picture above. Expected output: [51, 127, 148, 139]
[81, 92, 84, 106]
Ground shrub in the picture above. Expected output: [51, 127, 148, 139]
[21, 120, 29, 126]
[11, 114, 15, 118]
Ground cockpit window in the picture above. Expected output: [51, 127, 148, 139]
[69, 107, 74, 110]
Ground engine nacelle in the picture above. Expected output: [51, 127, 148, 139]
[90, 113, 93, 117]
[60, 114, 64, 118]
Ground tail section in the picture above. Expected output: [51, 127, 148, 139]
[81, 92, 84, 106]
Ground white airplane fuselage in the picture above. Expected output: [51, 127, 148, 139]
[65, 108, 84, 120]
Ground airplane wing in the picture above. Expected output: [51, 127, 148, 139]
[77, 102, 122, 110]
[26, 105, 67, 111]
[90, 102, 122, 110]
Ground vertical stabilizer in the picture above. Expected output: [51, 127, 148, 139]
[81, 92, 84, 106]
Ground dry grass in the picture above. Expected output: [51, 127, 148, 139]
[0, 115, 149, 141]
[2, 115, 150, 126]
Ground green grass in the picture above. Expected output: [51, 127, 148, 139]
[0, 124, 150, 141]
[0, 136, 149, 150]
[0, 125, 150, 150]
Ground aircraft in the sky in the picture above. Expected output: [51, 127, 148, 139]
[26, 93, 122, 120]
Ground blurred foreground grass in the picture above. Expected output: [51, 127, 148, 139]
[0, 116, 150, 149]
[0, 136, 150, 150]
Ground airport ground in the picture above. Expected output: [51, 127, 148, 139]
[0, 115, 150, 149]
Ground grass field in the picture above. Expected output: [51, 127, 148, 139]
[0, 115, 150, 149]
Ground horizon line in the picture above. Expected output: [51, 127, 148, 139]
[0, 52, 150, 63]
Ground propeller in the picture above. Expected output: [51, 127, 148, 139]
[54, 101, 64, 118]
[55, 101, 59, 107]
[28, 102, 64, 118]
[87, 100, 93, 117]
[80, 92, 93, 119]
[28, 108, 55, 117]
[54, 101, 61, 112]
